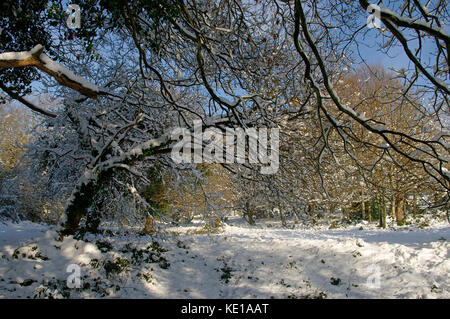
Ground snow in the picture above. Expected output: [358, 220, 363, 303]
[0, 218, 448, 299]
[0, 50, 33, 61]
[0, 221, 49, 247]
[38, 53, 99, 93]
[0, 45, 44, 61]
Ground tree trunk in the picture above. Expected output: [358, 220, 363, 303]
[361, 189, 366, 220]
[60, 179, 96, 236]
[361, 201, 365, 220]
[391, 195, 395, 221]
[280, 208, 286, 227]
[293, 207, 301, 224]
[404, 196, 408, 221]
[142, 217, 156, 234]
[60, 168, 112, 236]
[377, 194, 386, 228]
[378, 195, 382, 228]
[395, 194, 405, 225]
[245, 201, 255, 225]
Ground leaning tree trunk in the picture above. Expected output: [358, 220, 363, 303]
[60, 167, 114, 236]
[59, 134, 171, 237]
[61, 170, 111, 236]
[60, 179, 96, 236]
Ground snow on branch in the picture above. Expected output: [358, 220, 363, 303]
[0, 44, 100, 99]
[359, 0, 450, 44]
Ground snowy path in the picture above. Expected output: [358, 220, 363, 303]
[0, 221, 448, 298]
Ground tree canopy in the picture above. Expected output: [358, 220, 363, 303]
[0, 0, 448, 234]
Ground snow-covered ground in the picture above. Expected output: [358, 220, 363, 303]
[0, 217, 448, 299]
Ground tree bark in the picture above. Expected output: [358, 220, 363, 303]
[391, 195, 395, 220]
[413, 192, 417, 219]
[60, 179, 96, 236]
[395, 194, 405, 225]
[361, 198, 366, 220]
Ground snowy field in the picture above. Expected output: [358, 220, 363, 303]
[0, 217, 448, 299]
